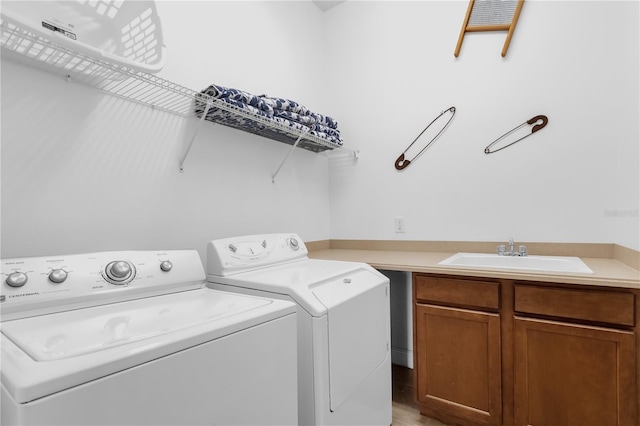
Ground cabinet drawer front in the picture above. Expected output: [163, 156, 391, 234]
[514, 284, 635, 327]
[414, 275, 500, 310]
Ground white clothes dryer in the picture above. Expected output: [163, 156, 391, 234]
[207, 233, 392, 426]
[1, 250, 297, 426]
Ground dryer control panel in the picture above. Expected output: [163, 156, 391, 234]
[207, 233, 308, 277]
[0, 250, 205, 321]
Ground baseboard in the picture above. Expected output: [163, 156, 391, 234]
[392, 347, 413, 369]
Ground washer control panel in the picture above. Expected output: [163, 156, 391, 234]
[1, 250, 205, 321]
[207, 233, 308, 277]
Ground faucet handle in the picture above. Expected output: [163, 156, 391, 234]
[519, 245, 528, 256]
[497, 245, 506, 255]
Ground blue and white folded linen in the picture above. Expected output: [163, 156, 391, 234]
[309, 112, 338, 130]
[310, 130, 343, 146]
[201, 84, 274, 115]
[273, 110, 317, 126]
[259, 96, 310, 115]
[214, 97, 273, 119]
[196, 83, 343, 150]
[260, 96, 338, 130]
[271, 115, 312, 133]
[312, 124, 342, 140]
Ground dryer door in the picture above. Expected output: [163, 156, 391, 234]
[311, 268, 389, 411]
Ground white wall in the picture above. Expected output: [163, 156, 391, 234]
[1, 1, 332, 259]
[2, 1, 638, 260]
[325, 1, 639, 250]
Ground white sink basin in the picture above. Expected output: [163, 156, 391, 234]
[439, 253, 594, 274]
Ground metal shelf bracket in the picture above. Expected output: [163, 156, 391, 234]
[271, 131, 307, 183]
[179, 99, 213, 172]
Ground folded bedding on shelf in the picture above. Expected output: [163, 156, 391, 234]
[196, 83, 343, 149]
[312, 123, 341, 139]
[309, 124, 343, 146]
[309, 112, 339, 129]
[271, 115, 313, 133]
[260, 96, 310, 115]
[216, 97, 273, 119]
[273, 110, 317, 125]
[194, 98, 310, 134]
[309, 130, 342, 146]
[201, 84, 274, 115]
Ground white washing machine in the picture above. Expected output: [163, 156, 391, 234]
[1, 249, 297, 426]
[207, 233, 392, 426]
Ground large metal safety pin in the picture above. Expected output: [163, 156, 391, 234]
[484, 115, 548, 154]
[395, 106, 456, 170]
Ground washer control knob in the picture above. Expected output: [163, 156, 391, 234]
[49, 269, 68, 284]
[109, 261, 131, 278]
[160, 260, 173, 272]
[105, 261, 133, 284]
[287, 238, 299, 251]
[6, 272, 28, 288]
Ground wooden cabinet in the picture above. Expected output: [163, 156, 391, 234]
[413, 274, 638, 426]
[514, 317, 635, 426]
[414, 275, 502, 425]
[415, 304, 502, 425]
[513, 284, 636, 426]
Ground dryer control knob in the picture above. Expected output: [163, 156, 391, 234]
[49, 269, 68, 284]
[6, 272, 28, 288]
[287, 238, 299, 251]
[160, 261, 173, 272]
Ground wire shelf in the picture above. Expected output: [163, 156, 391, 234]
[1, 13, 345, 153]
[195, 98, 342, 153]
[2, 15, 201, 116]
[1, 9, 356, 179]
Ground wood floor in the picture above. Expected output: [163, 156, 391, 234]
[392, 364, 449, 426]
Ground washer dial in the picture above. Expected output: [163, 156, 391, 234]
[48, 269, 68, 284]
[6, 272, 28, 288]
[160, 260, 173, 272]
[104, 260, 135, 285]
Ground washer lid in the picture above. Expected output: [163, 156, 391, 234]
[2, 288, 271, 361]
[1, 288, 295, 404]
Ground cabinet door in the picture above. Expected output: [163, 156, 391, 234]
[415, 304, 502, 425]
[514, 317, 636, 426]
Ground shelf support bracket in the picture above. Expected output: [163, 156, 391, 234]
[271, 131, 307, 183]
[325, 148, 360, 159]
[179, 99, 213, 172]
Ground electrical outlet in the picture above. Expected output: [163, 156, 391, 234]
[394, 217, 405, 233]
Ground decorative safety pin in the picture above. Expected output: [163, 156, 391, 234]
[484, 115, 548, 154]
[395, 106, 456, 170]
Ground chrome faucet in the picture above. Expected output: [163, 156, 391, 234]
[497, 237, 527, 256]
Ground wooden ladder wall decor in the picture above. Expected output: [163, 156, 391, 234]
[454, 0, 525, 57]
